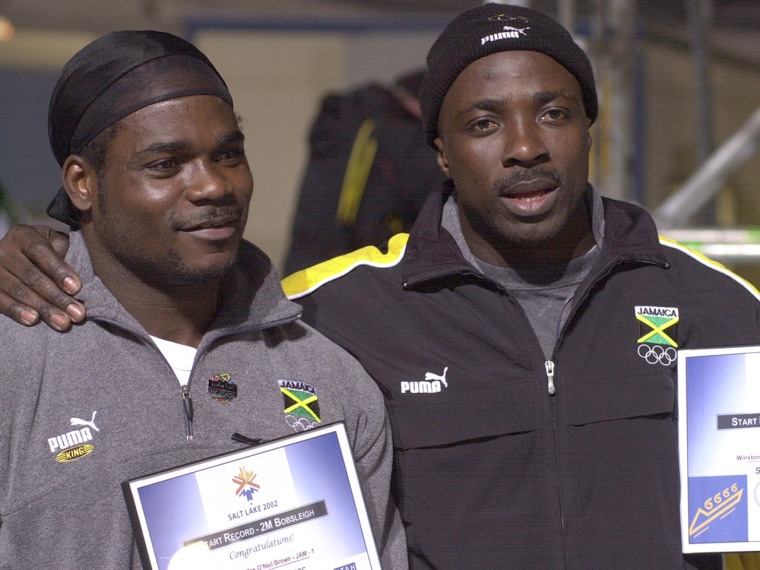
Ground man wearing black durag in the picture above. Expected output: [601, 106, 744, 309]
[0, 30, 406, 570]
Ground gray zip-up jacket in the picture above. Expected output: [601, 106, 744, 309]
[0, 232, 406, 569]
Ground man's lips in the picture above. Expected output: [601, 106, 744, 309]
[505, 187, 554, 201]
[178, 210, 243, 240]
[183, 216, 238, 231]
[499, 178, 559, 214]
[500, 177, 558, 198]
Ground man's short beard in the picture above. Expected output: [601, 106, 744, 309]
[165, 248, 237, 284]
[93, 177, 238, 288]
[128, 247, 238, 287]
[461, 200, 541, 252]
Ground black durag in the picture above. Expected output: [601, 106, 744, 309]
[47, 30, 234, 228]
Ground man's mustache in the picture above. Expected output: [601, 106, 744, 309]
[493, 167, 563, 195]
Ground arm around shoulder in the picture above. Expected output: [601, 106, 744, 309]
[0, 224, 84, 330]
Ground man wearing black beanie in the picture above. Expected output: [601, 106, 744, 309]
[0, 4, 758, 569]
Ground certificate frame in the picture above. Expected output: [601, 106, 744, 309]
[122, 422, 382, 570]
[678, 345, 760, 553]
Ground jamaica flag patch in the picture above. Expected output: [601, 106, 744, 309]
[635, 306, 679, 347]
[279, 379, 321, 423]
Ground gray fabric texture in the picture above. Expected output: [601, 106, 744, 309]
[0, 232, 407, 569]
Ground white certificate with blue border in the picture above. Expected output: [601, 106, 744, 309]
[122, 422, 381, 570]
[678, 345, 760, 553]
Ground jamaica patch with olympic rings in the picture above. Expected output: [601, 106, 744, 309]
[278, 379, 322, 433]
[635, 305, 679, 366]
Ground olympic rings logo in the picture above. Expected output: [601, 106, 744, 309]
[637, 344, 677, 366]
[286, 415, 319, 432]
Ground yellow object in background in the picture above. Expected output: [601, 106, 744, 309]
[726, 553, 760, 570]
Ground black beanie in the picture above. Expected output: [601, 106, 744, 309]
[420, 3, 598, 148]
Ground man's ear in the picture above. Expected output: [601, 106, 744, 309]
[434, 136, 450, 177]
[62, 155, 96, 213]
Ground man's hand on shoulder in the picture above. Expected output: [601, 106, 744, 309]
[0, 224, 84, 331]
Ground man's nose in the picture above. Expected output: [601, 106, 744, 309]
[185, 160, 233, 202]
[501, 120, 550, 167]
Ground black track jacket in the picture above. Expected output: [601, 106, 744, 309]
[283, 185, 760, 569]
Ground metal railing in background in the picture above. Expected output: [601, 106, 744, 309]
[661, 226, 760, 264]
[654, 105, 760, 231]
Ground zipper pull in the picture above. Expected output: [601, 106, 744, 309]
[545, 361, 556, 395]
[231, 432, 264, 446]
[181, 385, 194, 441]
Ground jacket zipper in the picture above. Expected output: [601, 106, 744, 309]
[89, 304, 301, 443]
[545, 360, 556, 395]
[180, 316, 299, 442]
[541, 257, 656, 398]
[541, 259, 661, 564]
[181, 385, 194, 441]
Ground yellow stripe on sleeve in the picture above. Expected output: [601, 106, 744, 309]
[282, 233, 409, 300]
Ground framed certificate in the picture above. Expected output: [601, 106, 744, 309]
[122, 422, 381, 570]
[678, 345, 760, 553]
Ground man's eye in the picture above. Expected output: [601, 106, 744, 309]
[150, 159, 179, 170]
[218, 148, 244, 162]
[541, 109, 567, 121]
[471, 118, 496, 132]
